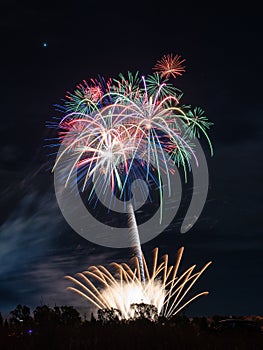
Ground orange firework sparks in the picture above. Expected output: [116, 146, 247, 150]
[153, 54, 186, 79]
[65, 247, 211, 320]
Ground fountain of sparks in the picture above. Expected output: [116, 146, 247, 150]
[66, 247, 211, 320]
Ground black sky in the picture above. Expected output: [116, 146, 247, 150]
[0, 1, 262, 317]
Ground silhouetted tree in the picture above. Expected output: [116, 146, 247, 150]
[0, 312, 3, 327]
[169, 313, 190, 328]
[53, 305, 62, 323]
[130, 303, 158, 322]
[191, 316, 209, 332]
[4, 319, 9, 328]
[33, 305, 82, 330]
[90, 312, 96, 323]
[9, 304, 33, 328]
[59, 305, 81, 326]
[33, 305, 56, 329]
[98, 308, 122, 324]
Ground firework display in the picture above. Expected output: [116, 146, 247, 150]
[66, 247, 211, 320]
[153, 53, 186, 79]
[49, 54, 213, 319]
[50, 54, 213, 199]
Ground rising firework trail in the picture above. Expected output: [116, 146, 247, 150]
[127, 202, 145, 282]
[66, 247, 212, 320]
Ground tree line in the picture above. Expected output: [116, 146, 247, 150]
[0, 304, 262, 350]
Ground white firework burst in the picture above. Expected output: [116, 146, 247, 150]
[66, 247, 211, 320]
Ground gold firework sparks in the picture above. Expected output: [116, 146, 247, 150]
[153, 54, 186, 79]
[65, 247, 211, 320]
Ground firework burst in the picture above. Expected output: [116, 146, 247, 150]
[51, 68, 213, 195]
[66, 247, 211, 320]
[153, 54, 186, 79]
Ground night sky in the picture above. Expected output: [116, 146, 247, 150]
[0, 1, 262, 318]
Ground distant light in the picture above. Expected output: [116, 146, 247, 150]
[43, 42, 48, 48]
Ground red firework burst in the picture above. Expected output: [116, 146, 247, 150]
[153, 54, 186, 79]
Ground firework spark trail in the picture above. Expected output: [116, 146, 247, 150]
[65, 247, 211, 320]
